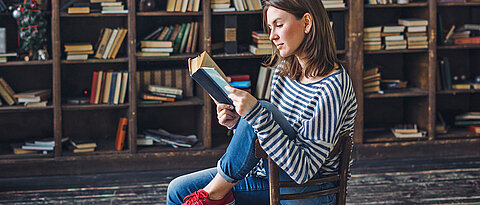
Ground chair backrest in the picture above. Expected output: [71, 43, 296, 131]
[255, 130, 353, 205]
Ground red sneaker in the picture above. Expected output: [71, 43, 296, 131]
[182, 189, 235, 205]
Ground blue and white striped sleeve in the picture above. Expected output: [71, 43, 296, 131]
[244, 85, 341, 184]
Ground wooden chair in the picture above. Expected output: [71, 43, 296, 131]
[254, 130, 352, 205]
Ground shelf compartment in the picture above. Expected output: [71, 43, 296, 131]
[365, 88, 429, 98]
[61, 57, 128, 64]
[0, 60, 53, 67]
[138, 97, 204, 108]
[62, 104, 129, 111]
[364, 2, 428, 8]
[137, 11, 202, 16]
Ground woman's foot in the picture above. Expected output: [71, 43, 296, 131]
[182, 189, 235, 205]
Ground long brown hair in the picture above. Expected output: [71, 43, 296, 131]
[262, 0, 341, 80]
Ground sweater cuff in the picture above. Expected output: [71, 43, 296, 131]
[244, 101, 262, 124]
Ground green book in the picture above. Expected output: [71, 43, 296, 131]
[173, 23, 187, 53]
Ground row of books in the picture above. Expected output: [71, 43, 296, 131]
[141, 84, 183, 103]
[249, 31, 272, 55]
[135, 69, 194, 99]
[0, 77, 51, 107]
[455, 112, 480, 126]
[321, 0, 345, 8]
[89, 71, 129, 105]
[166, 0, 201, 12]
[67, 0, 127, 14]
[364, 18, 428, 50]
[366, 0, 411, 4]
[211, 0, 261, 12]
[255, 66, 275, 100]
[137, 22, 199, 57]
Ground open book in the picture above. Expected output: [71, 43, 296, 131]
[188, 51, 233, 105]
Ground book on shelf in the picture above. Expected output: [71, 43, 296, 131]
[136, 52, 171, 57]
[391, 129, 426, 138]
[10, 143, 39, 155]
[454, 36, 480, 45]
[137, 135, 154, 146]
[147, 85, 183, 95]
[14, 89, 51, 103]
[69, 138, 97, 150]
[115, 117, 128, 151]
[224, 15, 237, 54]
[21, 137, 69, 151]
[68, 6, 90, 14]
[469, 125, 480, 134]
[141, 93, 176, 102]
[0, 27, 5, 53]
[0, 77, 17, 105]
[25, 101, 48, 107]
[398, 18, 428, 27]
[392, 124, 418, 134]
[140, 40, 173, 48]
[188, 51, 233, 105]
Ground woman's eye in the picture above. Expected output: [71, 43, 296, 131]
[277, 24, 283, 27]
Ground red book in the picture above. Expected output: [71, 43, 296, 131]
[227, 74, 250, 82]
[115, 117, 128, 151]
[90, 71, 99, 104]
[454, 36, 480, 45]
[469, 125, 480, 134]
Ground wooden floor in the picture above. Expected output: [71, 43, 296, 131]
[0, 155, 479, 204]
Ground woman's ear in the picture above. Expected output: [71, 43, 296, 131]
[303, 13, 313, 34]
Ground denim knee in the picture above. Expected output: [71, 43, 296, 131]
[166, 176, 185, 205]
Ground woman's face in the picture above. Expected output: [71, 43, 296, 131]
[266, 7, 306, 58]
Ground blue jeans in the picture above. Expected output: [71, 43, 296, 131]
[167, 101, 337, 205]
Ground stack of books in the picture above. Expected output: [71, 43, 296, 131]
[65, 43, 93, 60]
[143, 128, 198, 148]
[211, 0, 235, 12]
[14, 89, 51, 107]
[20, 137, 69, 153]
[250, 31, 272, 55]
[141, 85, 183, 103]
[227, 74, 251, 93]
[321, 0, 345, 8]
[363, 66, 381, 93]
[67, 2, 90, 14]
[452, 24, 480, 45]
[0, 27, 18, 63]
[68, 139, 97, 153]
[364, 26, 382, 50]
[100, 1, 127, 14]
[398, 18, 428, 49]
[454, 112, 480, 126]
[94, 27, 127, 59]
[137, 40, 174, 57]
[391, 124, 426, 138]
[90, 71, 128, 104]
[382, 25, 406, 50]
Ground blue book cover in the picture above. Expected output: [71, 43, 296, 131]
[229, 80, 250, 89]
[108, 72, 117, 104]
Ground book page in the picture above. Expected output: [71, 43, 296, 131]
[201, 67, 231, 96]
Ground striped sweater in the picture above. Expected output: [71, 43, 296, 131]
[244, 66, 357, 184]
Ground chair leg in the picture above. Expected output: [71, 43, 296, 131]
[268, 158, 280, 205]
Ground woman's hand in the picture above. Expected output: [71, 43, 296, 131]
[225, 86, 258, 117]
[216, 103, 240, 129]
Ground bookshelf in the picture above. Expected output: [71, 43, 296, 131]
[0, 0, 479, 177]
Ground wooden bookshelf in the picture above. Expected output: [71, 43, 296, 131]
[0, 0, 479, 177]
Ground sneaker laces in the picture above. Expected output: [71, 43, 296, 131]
[183, 190, 209, 205]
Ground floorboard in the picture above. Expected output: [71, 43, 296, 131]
[0, 156, 479, 204]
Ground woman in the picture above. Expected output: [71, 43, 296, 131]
[167, 0, 357, 203]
